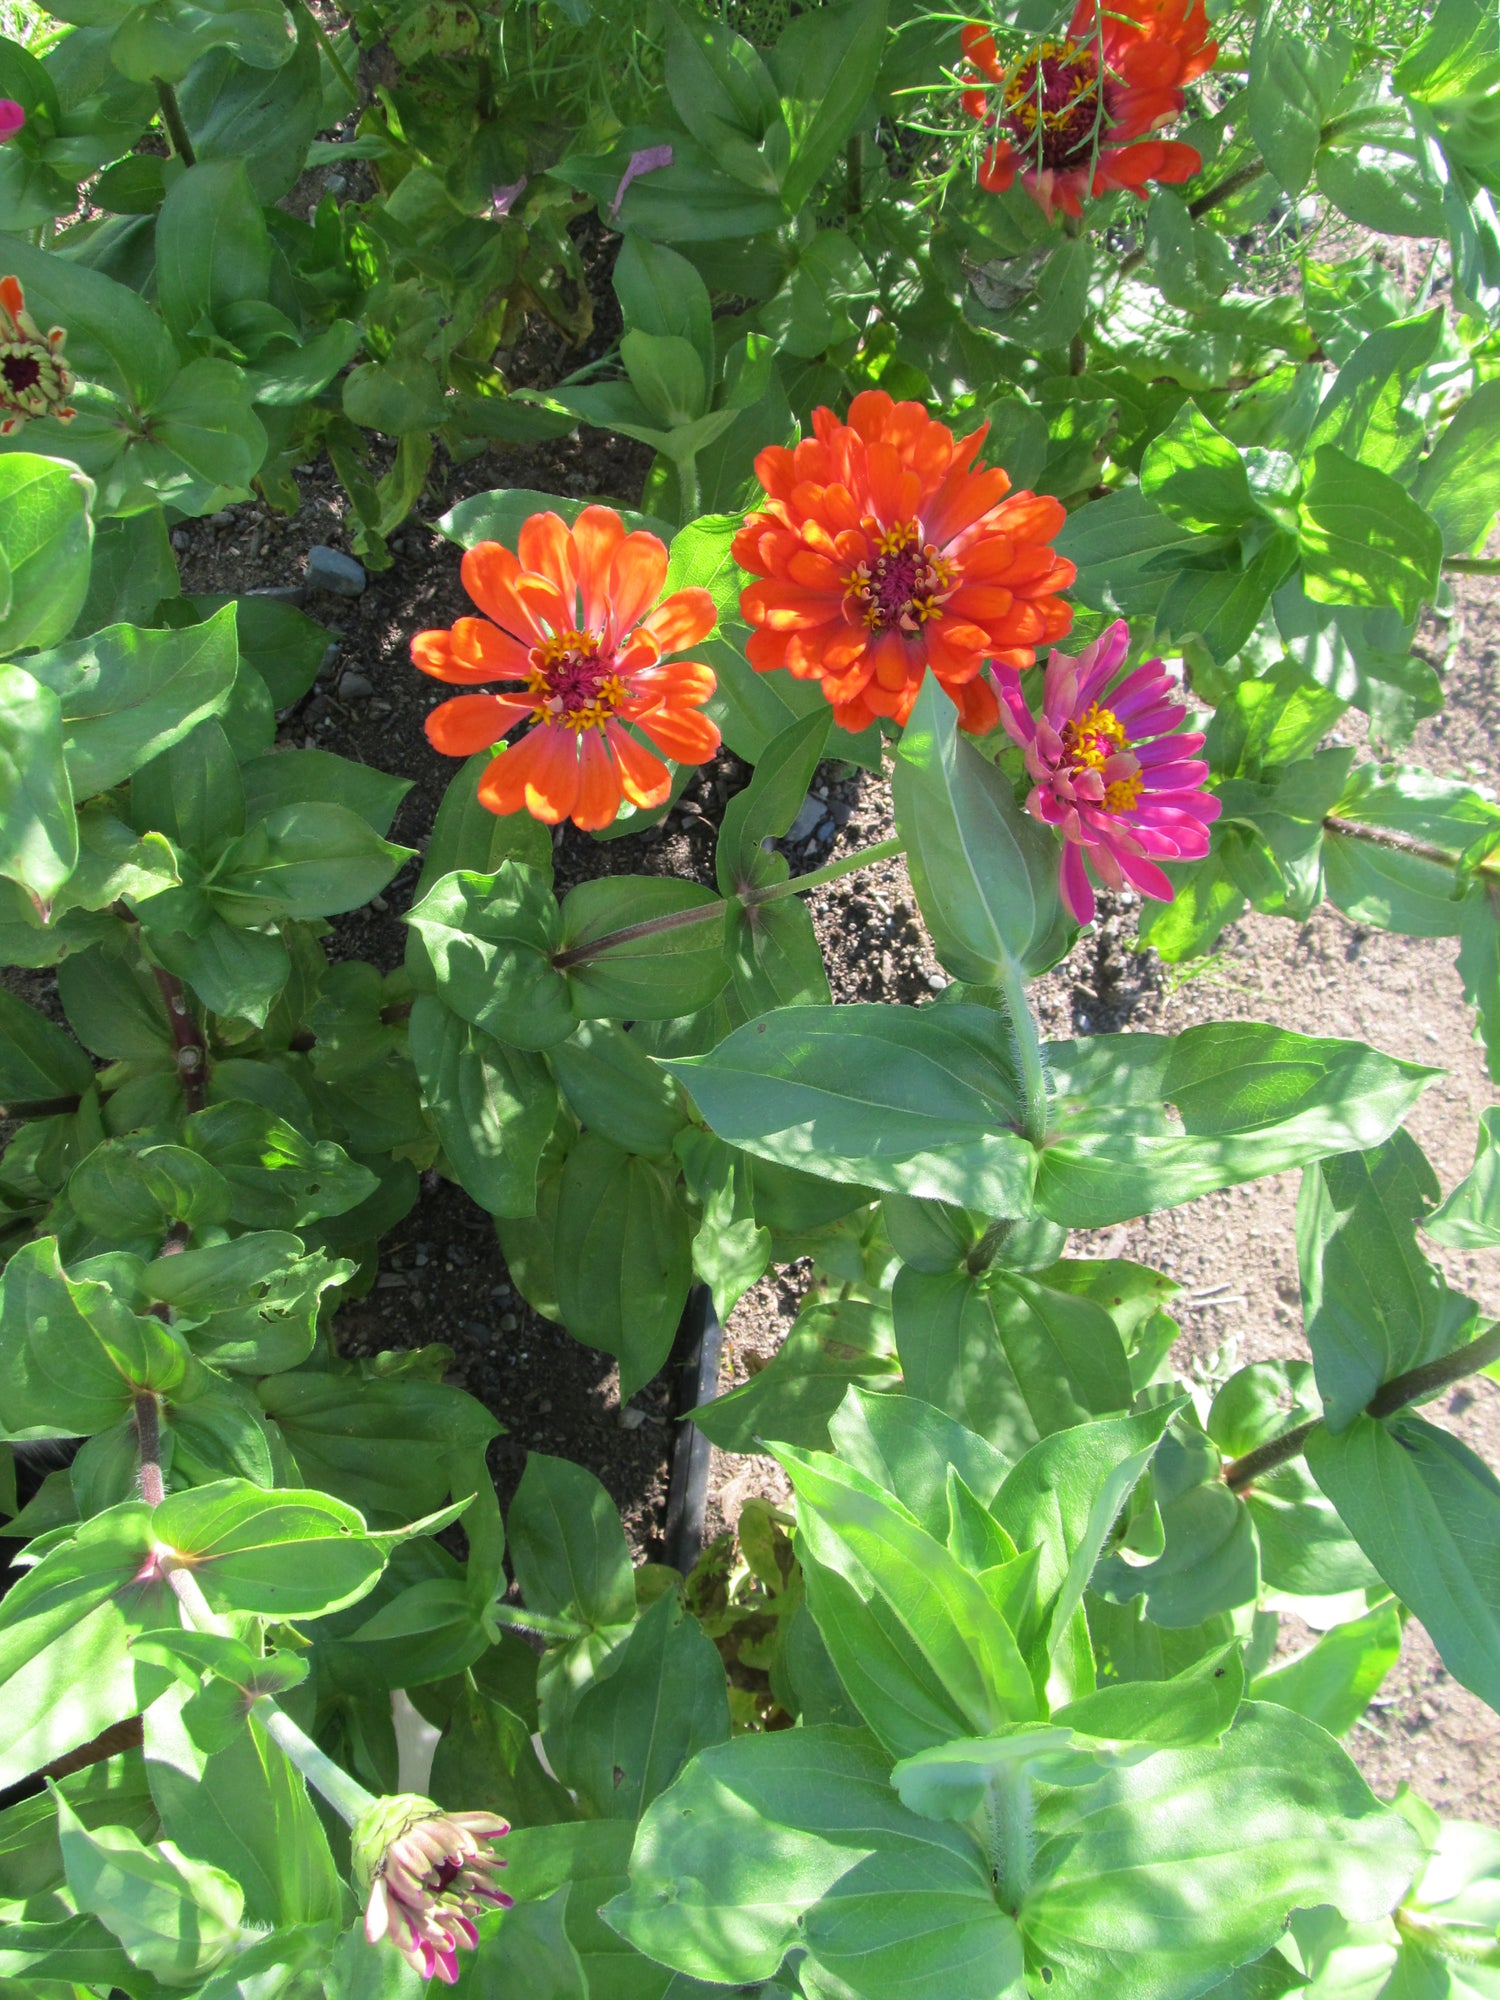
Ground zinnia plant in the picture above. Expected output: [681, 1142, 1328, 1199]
[960, 0, 1216, 220]
[734, 390, 1075, 735]
[354, 1796, 513, 1986]
[997, 617, 1220, 922]
[412, 506, 721, 831]
[0, 275, 77, 436]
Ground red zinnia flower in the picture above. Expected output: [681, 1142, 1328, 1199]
[412, 506, 720, 832]
[998, 619, 1220, 924]
[0, 275, 77, 437]
[960, 0, 1216, 222]
[733, 390, 1075, 736]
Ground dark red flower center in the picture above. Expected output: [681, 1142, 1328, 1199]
[846, 522, 956, 637]
[2, 351, 41, 394]
[529, 628, 627, 731]
[1003, 38, 1113, 170]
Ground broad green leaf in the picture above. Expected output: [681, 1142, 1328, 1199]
[555, 1591, 731, 1819]
[0, 234, 176, 408]
[153, 1478, 389, 1618]
[1249, 1601, 1402, 1736]
[1297, 1133, 1476, 1427]
[657, 0, 785, 195]
[1093, 1426, 1261, 1630]
[0, 1500, 172, 1788]
[238, 749, 410, 839]
[0, 662, 76, 905]
[1305, 313, 1443, 481]
[549, 1020, 685, 1159]
[211, 801, 408, 922]
[772, 0, 888, 212]
[558, 877, 731, 1023]
[0, 452, 93, 653]
[1020, 1704, 1421, 2000]
[614, 233, 719, 378]
[827, 1388, 1011, 1533]
[553, 1132, 694, 1398]
[508, 1453, 636, 1630]
[666, 1003, 1037, 1214]
[716, 708, 831, 897]
[406, 864, 574, 1051]
[694, 1297, 897, 1453]
[1247, 0, 1349, 195]
[1140, 403, 1257, 538]
[776, 1441, 1039, 1755]
[1054, 1642, 1245, 1748]
[1297, 447, 1443, 623]
[410, 995, 558, 1218]
[1426, 1106, 1500, 1249]
[0, 987, 93, 1103]
[1037, 1023, 1435, 1228]
[53, 1790, 244, 1984]
[1412, 378, 1500, 553]
[185, 1101, 376, 1228]
[605, 1726, 1024, 2000]
[154, 158, 272, 357]
[68, 1138, 230, 1240]
[1306, 1414, 1500, 1712]
[0, 1235, 188, 1439]
[893, 672, 1072, 983]
[415, 750, 553, 896]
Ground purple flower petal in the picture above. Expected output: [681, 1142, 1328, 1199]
[490, 178, 527, 219]
[609, 144, 673, 220]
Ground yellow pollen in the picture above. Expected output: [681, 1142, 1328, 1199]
[1066, 702, 1129, 772]
[845, 520, 956, 637]
[1104, 773, 1144, 811]
[527, 629, 627, 733]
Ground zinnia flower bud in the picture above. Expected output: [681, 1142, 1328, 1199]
[0, 101, 25, 143]
[352, 1793, 513, 1986]
[0, 275, 77, 437]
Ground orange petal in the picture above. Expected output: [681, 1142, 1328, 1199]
[477, 723, 580, 824]
[451, 616, 533, 679]
[518, 511, 579, 608]
[608, 531, 670, 643]
[461, 542, 544, 643]
[573, 728, 624, 831]
[640, 587, 716, 653]
[573, 506, 627, 629]
[634, 658, 717, 707]
[953, 674, 1001, 735]
[426, 693, 531, 755]
[636, 706, 721, 764]
[605, 721, 671, 809]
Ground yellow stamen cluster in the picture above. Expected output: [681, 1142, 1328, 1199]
[528, 629, 629, 733]
[846, 521, 956, 636]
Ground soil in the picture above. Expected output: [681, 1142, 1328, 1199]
[7, 227, 1499, 1822]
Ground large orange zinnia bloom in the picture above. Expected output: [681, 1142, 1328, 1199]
[733, 390, 1074, 735]
[960, 0, 1216, 222]
[412, 507, 720, 832]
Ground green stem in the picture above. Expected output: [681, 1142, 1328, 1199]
[675, 454, 701, 526]
[486, 1602, 590, 1642]
[846, 132, 864, 217]
[254, 1700, 379, 1826]
[1322, 814, 1500, 883]
[288, 0, 360, 108]
[986, 1762, 1034, 1916]
[0, 1092, 84, 1120]
[996, 953, 1048, 1147]
[966, 1217, 1015, 1276]
[743, 833, 904, 906]
[551, 835, 906, 969]
[153, 78, 196, 165]
[1443, 556, 1500, 576]
[134, 1392, 165, 1509]
[1224, 1321, 1500, 1492]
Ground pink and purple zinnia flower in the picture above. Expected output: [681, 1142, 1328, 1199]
[997, 618, 1219, 925]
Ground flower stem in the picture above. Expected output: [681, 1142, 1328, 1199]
[742, 834, 905, 907]
[150, 965, 208, 1112]
[1321, 814, 1500, 883]
[153, 78, 196, 165]
[1443, 556, 1500, 576]
[675, 454, 701, 526]
[1223, 1321, 1500, 1492]
[134, 1392, 165, 1508]
[255, 1700, 380, 1825]
[995, 952, 1049, 1147]
[966, 1217, 1016, 1276]
[486, 1602, 589, 1642]
[986, 1761, 1034, 1916]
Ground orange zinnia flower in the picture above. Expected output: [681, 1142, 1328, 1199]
[733, 390, 1074, 735]
[411, 507, 720, 832]
[960, 0, 1216, 222]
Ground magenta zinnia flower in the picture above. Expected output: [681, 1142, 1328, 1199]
[997, 618, 1219, 925]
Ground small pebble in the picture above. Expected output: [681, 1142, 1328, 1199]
[462, 1321, 491, 1339]
[370, 894, 388, 913]
[325, 173, 348, 195]
[787, 795, 824, 843]
[248, 584, 306, 604]
[816, 816, 835, 841]
[619, 1407, 647, 1430]
[925, 972, 947, 991]
[317, 643, 341, 679]
[1419, 1701, 1439, 1724]
[209, 509, 235, 529]
[306, 545, 367, 596]
[499, 1312, 520, 1332]
[339, 669, 374, 700]
[170, 528, 190, 551]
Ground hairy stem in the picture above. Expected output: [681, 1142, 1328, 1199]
[486, 1601, 590, 1642]
[986, 1762, 1034, 1916]
[134, 1391, 165, 1508]
[1322, 814, 1500, 882]
[1224, 1321, 1500, 1492]
[966, 1217, 1016, 1276]
[551, 835, 906, 968]
[0, 1093, 84, 1120]
[996, 952, 1049, 1147]
[151, 965, 208, 1112]
[153, 78, 196, 165]
[255, 1700, 380, 1825]
[675, 454, 701, 526]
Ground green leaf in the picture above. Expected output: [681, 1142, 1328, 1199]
[406, 865, 574, 1052]
[1426, 1105, 1500, 1249]
[772, 0, 888, 212]
[1305, 313, 1443, 481]
[1094, 1425, 1260, 1629]
[53, 1789, 244, 1984]
[154, 1478, 389, 1618]
[1140, 403, 1258, 539]
[613, 234, 718, 379]
[558, 876, 731, 1023]
[828, 1388, 1011, 1533]
[692, 1297, 897, 1452]
[182, 1100, 375, 1228]
[553, 1132, 694, 1398]
[550, 1020, 685, 1159]
[149, 1233, 349, 1375]
[716, 708, 831, 896]
[415, 750, 553, 896]
[0, 663, 76, 906]
[1249, 1601, 1402, 1736]
[1020, 1704, 1421, 2000]
[131, 714, 243, 856]
[657, 0, 785, 195]
[1412, 379, 1500, 554]
[0, 987, 93, 1103]
[894, 673, 1072, 982]
[410, 995, 558, 1218]
[775, 1440, 1040, 1756]
[68, 1138, 230, 1239]
[0, 453, 94, 654]
[0, 234, 176, 409]
[1036, 1023, 1435, 1229]
[154, 157, 272, 358]
[24, 606, 239, 799]
[211, 801, 407, 921]
[0, 1235, 188, 1439]
[0, 1501, 174, 1787]
[556, 1590, 731, 1819]
[1306, 1413, 1500, 1712]
[1297, 447, 1443, 622]
[1297, 1133, 1476, 1428]
[508, 1452, 636, 1629]
[1054, 1642, 1245, 1749]
[1247, 0, 1349, 195]
[605, 1726, 1025, 2000]
[239, 749, 410, 839]
[665, 1002, 1037, 1213]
